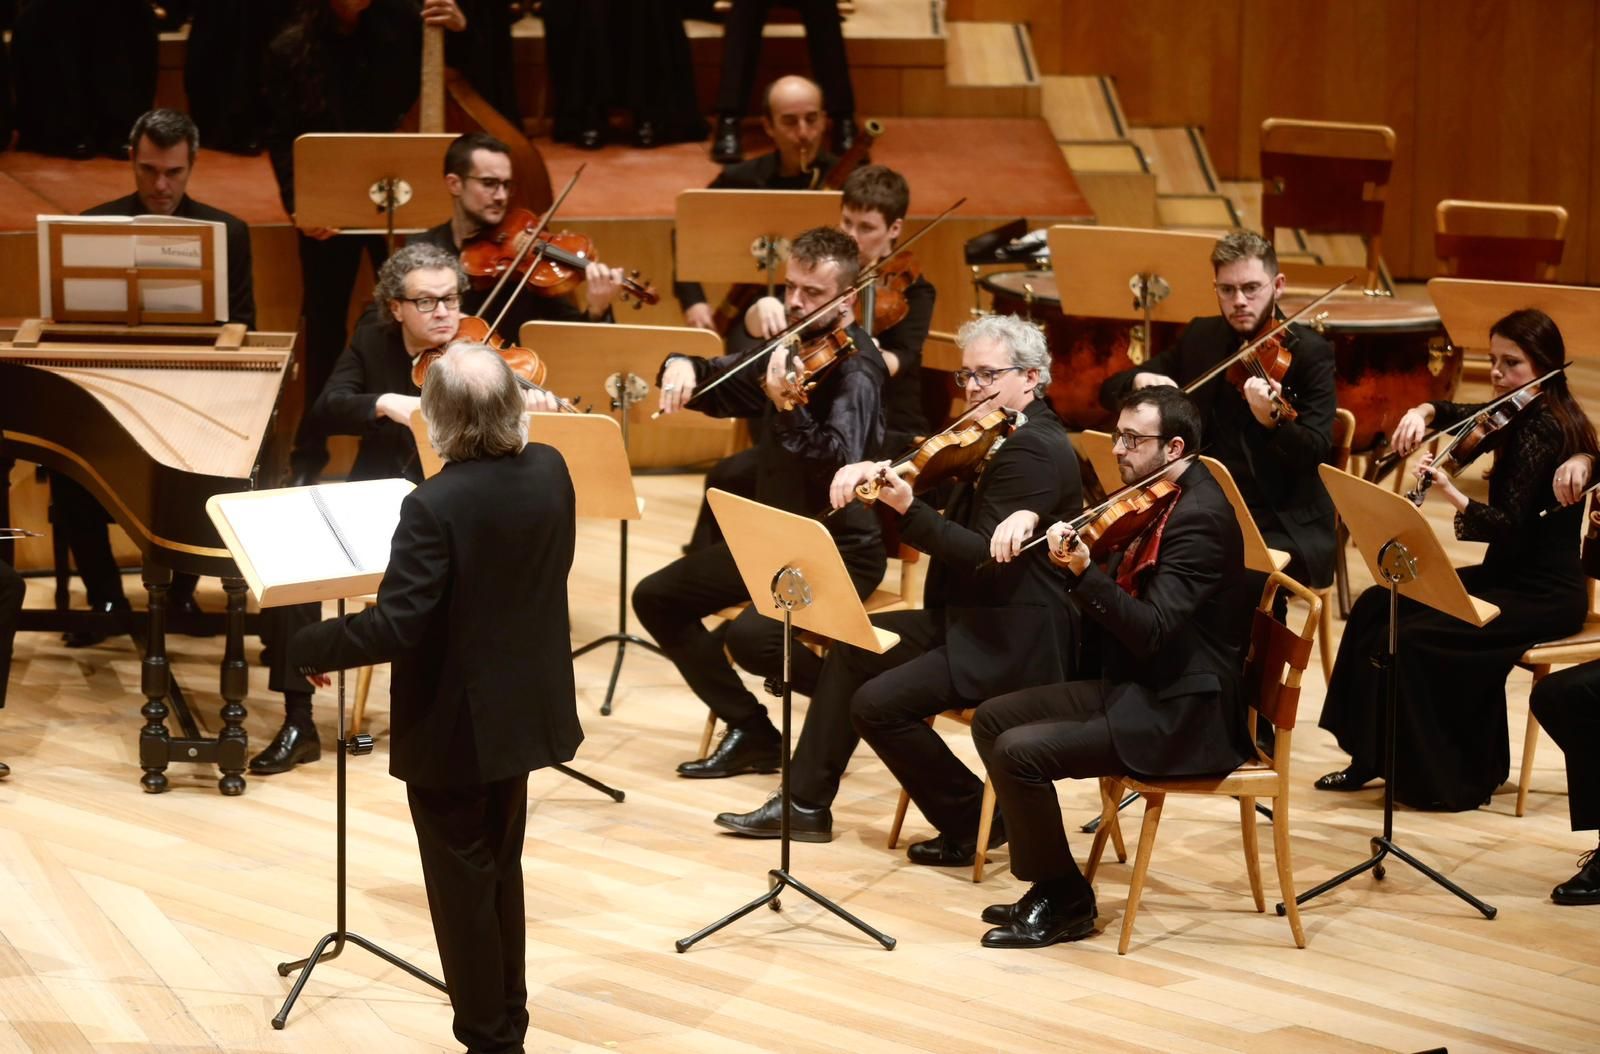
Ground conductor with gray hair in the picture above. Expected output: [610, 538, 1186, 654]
[290, 342, 578, 1053]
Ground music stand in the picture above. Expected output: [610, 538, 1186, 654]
[676, 189, 842, 297]
[1282, 465, 1501, 919]
[1428, 278, 1600, 362]
[676, 489, 899, 953]
[293, 134, 456, 251]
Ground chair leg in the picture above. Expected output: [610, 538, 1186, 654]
[1109, 801, 1128, 863]
[973, 778, 997, 883]
[1271, 793, 1306, 948]
[1517, 667, 1548, 818]
[1239, 795, 1265, 913]
[1318, 587, 1334, 686]
[351, 665, 374, 736]
[1119, 791, 1165, 956]
[1085, 777, 1120, 883]
[888, 789, 910, 849]
[699, 713, 718, 759]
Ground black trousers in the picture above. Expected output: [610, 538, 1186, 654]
[290, 233, 388, 479]
[1531, 661, 1600, 832]
[407, 773, 531, 1054]
[971, 681, 1123, 887]
[0, 557, 22, 711]
[791, 607, 944, 808]
[715, 0, 856, 119]
[47, 474, 196, 607]
[686, 447, 759, 554]
[632, 537, 882, 730]
[261, 601, 319, 701]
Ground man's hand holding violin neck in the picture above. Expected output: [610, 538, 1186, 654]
[1045, 521, 1091, 575]
[584, 262, 625, 317]
[1242, 375, 1285, 427]
[761, 345, 804, 411]
[656, 357, 698, 415]
[829, 459, 898, 510]
[421, 0, 467, 30]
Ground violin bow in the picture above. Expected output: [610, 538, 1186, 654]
[1181, 277, 1351, 397]
[0, 527, 41, 539]
[478, 163, 586, 333]
[653, 197, 968, 419]
[1540, 478, 1599, 518]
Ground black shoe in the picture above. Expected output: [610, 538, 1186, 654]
[578, 125, 605, 151]
[66, 139, 95, 160]
[1314, 764, 1378, 792]
[715, 792, 832, 842]
[981, 883, 1097, 949]
[711, 116, 742, 164]
[677, 724, 781, 779]
[633, 120, 658, 148]
[981, 899, 1018, 926]
[63, 599, 131, 648]
[1552, 848, 1600, 905]
[0, 760, 9, 779]
[832, 115, 858, 155]
[907, 821, 1007, 867]
[248, 721, 321, 775]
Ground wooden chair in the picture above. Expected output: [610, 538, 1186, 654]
[1085, 571, 1320, 954]
[1515, 576, 1600, 816]
[1435, 200, 1568, 283]
[1260, 118, 1396, 293]
[882, 708, 1008, 882]
[1321, 408, 1357, 683]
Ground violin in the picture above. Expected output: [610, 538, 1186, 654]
[864, 250, 921, 336]
[854, 406, 1018, 504]
[409, 317, 583, 414]
[1407, 366, 1563, 506]
[459, 207, 658, 307]
[773, 326, 857, 410]
[1009, 457, 1194, 566]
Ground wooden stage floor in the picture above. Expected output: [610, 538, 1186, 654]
[1, 416, 1598, 1053]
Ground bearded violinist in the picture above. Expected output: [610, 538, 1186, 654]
[1100, 230, 1337, 595]
[407, 131, 625, 342]
[714, 313, 1081, 842]
[635, 227, 886, 778]
[967, 386, 1254, 949]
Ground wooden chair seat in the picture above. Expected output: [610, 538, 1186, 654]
[1513, 595, 1600, 817]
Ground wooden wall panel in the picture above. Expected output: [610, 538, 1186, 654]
[1236, 0, 1420, 273]
[1057, 1, 1244, 180]
[1413, 0, 1596, 284]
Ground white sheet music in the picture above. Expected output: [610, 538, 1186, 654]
[312, 482, 410, 573]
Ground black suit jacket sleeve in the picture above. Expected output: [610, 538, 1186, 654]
[1261, 327, 1335, 471]
[288, 490, 448, 674]
[224, 215, 257, 329]
[311, 341, 384, 434]
[770, 345, 884, 467]
[877, 276, 934, 372]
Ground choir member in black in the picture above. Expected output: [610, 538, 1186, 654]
[540, 0, 706, 149]
[677, 75, 839, 332]
[1317, 309, 1598, 810]
[0, 0, 15, 150]
[970, 386, 1254, 948]
[264, 0, 467, 484]
[407, 132, 625, 339]
[684, 164, 935, 552]
[289, 343, 579, 1053]
[0, 553, 20, 779]
[250, 243, 564, 774]
[1100, 229, 1338, 594]
[184, 1, 295, 155]
[11, 0, 156, 158]
[715, 314, 1081, 842]
[710, 1, 856, 164]
[53, 110, 258, 646]
[636, 227, 887, 777]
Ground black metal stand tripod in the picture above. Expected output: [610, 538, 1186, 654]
[272, 600, 447, 1030]
[1277, 539, 1497, 920]
[676, 567, 896, 953]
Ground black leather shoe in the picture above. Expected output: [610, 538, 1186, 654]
[715, 792, 832, 842]
[677, 724, 781, 779]
[1552, 848, 1600, 905]
[981, 899, 1018, 926]
[907, 821, 1007, 867]
[249, 721, 321, 775]
[633, 120, 658, 148]
[833, 114, 858, 155]
[1314, 764, 1378, 792]
[981, 884, 1097, 949]
[711, 115, 742, 164]
[63, 599, 131, 648]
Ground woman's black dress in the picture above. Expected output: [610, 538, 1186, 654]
[1318, 399, 1586, 811]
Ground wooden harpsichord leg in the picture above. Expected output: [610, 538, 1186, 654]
[216, 576, 250, 795]
[138, 566, 173, 793]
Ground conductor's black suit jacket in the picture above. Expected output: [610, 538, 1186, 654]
[1069, 459, 1255, 777]
[289, 443, 582, 787]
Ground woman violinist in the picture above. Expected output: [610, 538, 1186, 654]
[1317, 308, 1599, 811]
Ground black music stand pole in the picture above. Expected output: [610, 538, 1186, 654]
[273, 599, 447, 1029]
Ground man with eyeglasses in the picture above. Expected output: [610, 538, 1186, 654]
[250, 243, 562, 776]
[714, 313, 1082, 852]
[1099, 229, 1337, 597]
[969, 385, 1254, 949]
[408, 132, 625, 344]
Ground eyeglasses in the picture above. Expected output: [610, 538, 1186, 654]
[1111, 430, 1166, 450]
[400, 294, 461, 313]
[953, 365, 1024, 388]
[1214, 281, 1268, 299]
[465, 175, 515, 193]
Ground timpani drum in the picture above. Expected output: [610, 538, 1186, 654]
[981, 270, 1183, 431]
[1278, 291, 1463, 453]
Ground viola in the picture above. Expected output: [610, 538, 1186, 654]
[1074, 477, 1181, 564]
[459, 207, 658, 307]
[1406, 367, 1562, 506]
[865, 250, 921, 335]
[854, 406, 1018, 504]
[773, 325, 858, 411]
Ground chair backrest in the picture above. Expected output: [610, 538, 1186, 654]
[1243, 573, 1322, 763]
[1330, 407, 1356, 473]
[1260, 118, 1396, 290]
[896, 542, 927, 608]
[1199, 456, 1289, 575]
[1435, 199, 1568, 283]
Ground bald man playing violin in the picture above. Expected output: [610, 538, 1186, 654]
[714, 312, 1081, 847]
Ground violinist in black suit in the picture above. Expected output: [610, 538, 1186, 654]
[1100, 229, 1337, 592]
[290, 343, 580, 1054]
[716, 313, 1082, 847]
[971, 386, 1254, 949]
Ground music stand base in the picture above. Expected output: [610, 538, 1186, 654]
[552, 762, 625, 802]
[570, 632, 662, 716]
[1278, 835, 1496, 920]
[272, 930, 446, 1030]
[675, 868, 897, 953]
